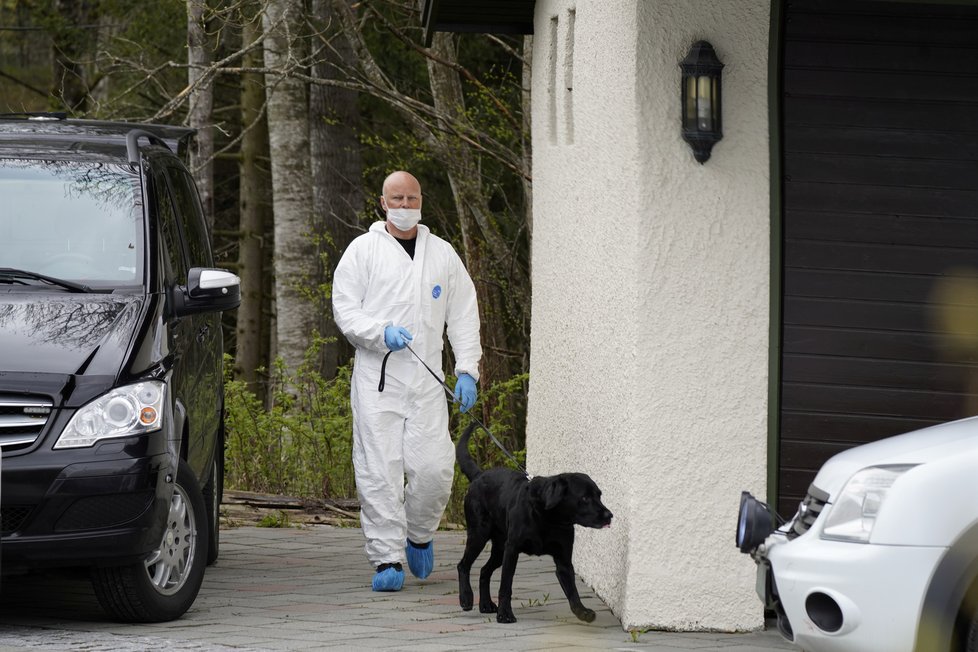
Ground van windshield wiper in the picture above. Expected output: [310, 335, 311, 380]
[0, 268, 95, 293]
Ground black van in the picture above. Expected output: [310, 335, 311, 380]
[0, 116, 239, 622]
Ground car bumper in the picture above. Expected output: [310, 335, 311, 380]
[2, 437, 176, 570]
[759, 531, 946, 652]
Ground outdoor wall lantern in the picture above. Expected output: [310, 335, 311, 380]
[680, 40, 724, 164]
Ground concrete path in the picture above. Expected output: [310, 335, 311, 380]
[0, 525, 795, 651]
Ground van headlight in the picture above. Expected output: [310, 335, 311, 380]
[820, 465, 916, 543]
[54, 381, 165, 449]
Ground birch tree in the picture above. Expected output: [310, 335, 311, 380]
[262, 0, 318, 378]
[187, 0, 215, 230]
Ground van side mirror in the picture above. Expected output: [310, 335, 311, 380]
[173, 267, 241, 317]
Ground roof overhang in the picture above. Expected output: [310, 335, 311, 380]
[421, 0, 535, 46]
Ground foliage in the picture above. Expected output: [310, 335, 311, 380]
[0, 0, 189, 116]
[91, 1, 190, 119]
[223, 345, 356, 500]
[362, 24, 530, 241]
[224, 344, 529, 525]
[256, 510, 294, 528]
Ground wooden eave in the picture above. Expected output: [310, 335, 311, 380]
[422, 0, 535, 46]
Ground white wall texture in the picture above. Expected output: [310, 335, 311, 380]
[526, 0, 772, 632]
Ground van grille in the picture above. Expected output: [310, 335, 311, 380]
[55, 492, 155, 531]
[788, 484, 830, 539]
[1, 505, 35, 534]
[0, 395, 53, 451]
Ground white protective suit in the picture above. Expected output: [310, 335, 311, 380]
[332, 221, 481, 566]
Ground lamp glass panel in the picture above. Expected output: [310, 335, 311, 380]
[696, 75, 713, 131]
[684, 76, 698, 129]
[712, 76, 720, 128]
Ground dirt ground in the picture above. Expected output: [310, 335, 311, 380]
[220, 490, 361, 528]
[220, 490, 464, 530]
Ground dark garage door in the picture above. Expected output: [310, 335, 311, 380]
[779, 0, 978, 517]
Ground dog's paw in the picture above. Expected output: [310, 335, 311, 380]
[496, 610, 517, 624]
[459, 592, 473, 611]
[479, 600, 498, 614]
[574, 607, 596, 623]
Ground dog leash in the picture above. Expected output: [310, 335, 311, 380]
[378, 344, 529, 478]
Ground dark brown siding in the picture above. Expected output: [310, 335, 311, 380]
[779, 0, 978, 517]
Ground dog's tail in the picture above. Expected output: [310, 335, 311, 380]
[455, 422, 482, 481]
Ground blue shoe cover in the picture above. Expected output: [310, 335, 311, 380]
[372, 563, 404, 592]
[406, 539, 433, 579]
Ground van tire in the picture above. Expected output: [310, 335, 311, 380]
[202, 435, 223, 566]
[91, 458, 208, 622]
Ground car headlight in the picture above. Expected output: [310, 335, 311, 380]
[820, 465, 917, 543]
[54, 381, 165, 449]
[736, 491, 776, 553]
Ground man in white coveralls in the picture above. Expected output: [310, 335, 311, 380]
[332, 170, 482, 592]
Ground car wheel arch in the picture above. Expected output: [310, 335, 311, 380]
[169, 396, 188, 452]
[914, 520, 978, 652]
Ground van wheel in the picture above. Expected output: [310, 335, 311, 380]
[91, 459, 208, 622]
[202, 440, 223, 565]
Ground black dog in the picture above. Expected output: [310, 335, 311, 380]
[455, 423, 613, 624]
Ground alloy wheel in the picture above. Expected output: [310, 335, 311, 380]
[144, 484, 197, 596]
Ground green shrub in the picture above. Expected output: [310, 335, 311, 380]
[224, 346, 528, 526]
[223, 348, 356, 500]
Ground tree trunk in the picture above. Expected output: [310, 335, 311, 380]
[262, 0, 318, 379]
[521, 35, 533, 371]
[235, 5, 271, 393]
[309, 0, 362, 377]
[187, 0, 215, 231]
[522, 35, 533, 248]
[51, 0, 94, 114]
[91, 11, 119, 107]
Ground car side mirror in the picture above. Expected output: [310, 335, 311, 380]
[173, 267, 241, 317]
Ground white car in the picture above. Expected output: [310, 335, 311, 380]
[737, 416, 978, 652]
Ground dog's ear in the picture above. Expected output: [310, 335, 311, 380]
[530, 476, 566, 511]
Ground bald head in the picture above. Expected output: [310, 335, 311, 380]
[380, 171, 423, 237]
[381, 171, 422, 206]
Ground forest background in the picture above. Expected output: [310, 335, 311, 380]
[0, 0, 533, 523]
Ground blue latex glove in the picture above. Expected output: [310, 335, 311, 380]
[454, 373, 477, 413]
[384, 325, 413, 351]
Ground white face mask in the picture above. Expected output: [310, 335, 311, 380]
[386, 207, 422, 231]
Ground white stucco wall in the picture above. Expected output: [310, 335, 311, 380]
[527, 0, 771, 632]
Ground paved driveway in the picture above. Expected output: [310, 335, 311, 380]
[0, 525, 793, 651]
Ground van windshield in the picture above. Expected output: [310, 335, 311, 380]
[0, 159, 143, 289]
